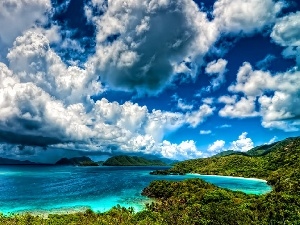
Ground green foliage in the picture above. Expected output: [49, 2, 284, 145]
[213, 150, 248, 157]
[148, 136, 300, 224]
[103, 155, 167, 166]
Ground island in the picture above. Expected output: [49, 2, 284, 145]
[55, 156, 99, 166]
[0, 157, 38, 165]
[53, 155, 167, 167]
[102, 155, 167, 166]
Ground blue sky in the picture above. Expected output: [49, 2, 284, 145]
[0, 0, 299, 162]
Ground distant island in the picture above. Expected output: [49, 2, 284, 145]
[0, 157, 37, 165]
[102, 155, 167, 166]
[55, 156, 99, 166]
[54, 155, 167, 167]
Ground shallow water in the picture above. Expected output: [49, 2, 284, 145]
[0, 166, 271, 214]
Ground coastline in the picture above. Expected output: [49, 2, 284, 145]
[185, 173, 269, 183]
[15, 206, 90, 218]
[1, 197, 154, 217]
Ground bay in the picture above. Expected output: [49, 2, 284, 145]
[0, 166, 271, 214]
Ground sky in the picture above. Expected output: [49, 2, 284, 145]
[0, 0, 300, 163]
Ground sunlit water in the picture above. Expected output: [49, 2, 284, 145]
[0, 166, 272, 214]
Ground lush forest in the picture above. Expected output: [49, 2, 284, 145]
[1, 137, 299, 224]
[102, 155, 167, 166]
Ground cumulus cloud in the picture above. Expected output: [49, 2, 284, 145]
[213, 0, 284, 35]
[219, 95, 259, 118]
[0, 0, 293, 161]
[160, 140, 202, 160]
[86, 0, 218, 94]
[229, 132, 254, 152]
[202, 98, 214, 105]
[205, 58, 228, 91]
[222, 62, 300, 131]
[0, 29, 215, 160]
[185, 104, 215, 128]
[0, 0, 51, 60]
[208, 140, 225, 152]
[7, 30, 102, 104]
[82, 0, 286, 95]
[271, 11, 300, 67]
[271, 12, 300, 47]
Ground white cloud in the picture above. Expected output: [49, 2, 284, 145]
[160, 140, 202, 160]
[220, 62, 300, 131]
[0, 0, 51, 60]
[219, 96, 259, 118]
[266, 136, 278, 145]
[205, 58, 228, 91]
[230, 132, 254, 152]
[208, 140, 225, 152]
[216, 124, 232, 129]
[202, 98, 214, 105]
[213, 0, 284, 35]
[0, 37, 215, 160]
[185, 104, 215, 128]
[6, 31, 102, 104]
[177, 98, 194, 111]
[271, 12, 300, 47]
[86, 0, 218, 94]
[200, 130, 212, 135]
[0, 0, 294, 161]
[82, 0, 286, 95]
[218, 95, 237, 104]
[206, 59, 228, 75]
[271, 11, 300, 67]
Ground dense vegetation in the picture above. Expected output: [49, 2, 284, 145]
[149, 137, 300, 223]
[103, 155, 167, 166]
[1, 137, 299, 224]
[55, 156, 99, 166]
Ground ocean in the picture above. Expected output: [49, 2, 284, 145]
[0, 166, 271, 214]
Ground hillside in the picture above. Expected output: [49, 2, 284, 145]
[154, 137, 300, 185]
[102, 155, 167, 166]
[55, 156, 99, 166]
[0, 157, 37, 165]
[246, 142, 278, 156]
[146, 137, 300, 223]
[213, 150, 248, 157]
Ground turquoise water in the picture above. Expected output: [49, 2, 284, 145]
[0, 166, 272, 214]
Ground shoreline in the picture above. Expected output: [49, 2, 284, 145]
[185, 173, 269, 183]
[1, 198, 154, 217]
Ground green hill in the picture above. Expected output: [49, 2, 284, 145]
[102, 155, 167, 166]
[0, 157, 37, 165]
[146, 137, 300, 223]
[154, 137, 299, 182]
[55, 156, 99, 166]
[213, 150, 249, 157]
[246, 141, 278, 156]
